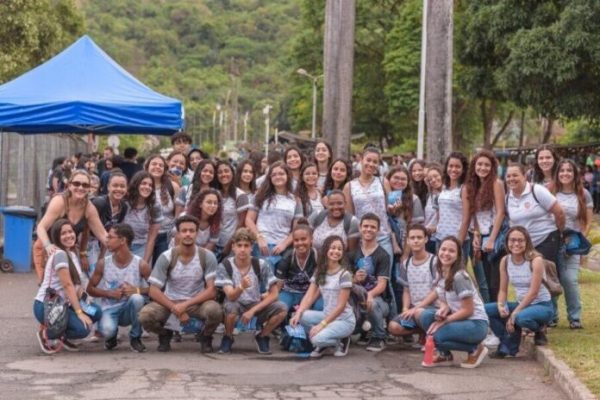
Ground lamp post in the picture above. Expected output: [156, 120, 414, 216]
[263, 104, 272, 158]
[296, 68, 323, 140]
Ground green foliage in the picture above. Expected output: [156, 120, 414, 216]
[0, 0, 84, 83]
[80, 0, 302, 150]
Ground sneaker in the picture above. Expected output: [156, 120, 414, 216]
[254, 334, 271, 355]
[422, 352, 454, 367]
[198, 335, 214, 353]
[219, 335, 234, 354]
[173, 331, 182, 343]
[460, 344, 489, 369]
[411, 334, 426, 350]
[334, 337, 351, 357]
[310, 346, 328, 359]
[157, 331, 173, 352]
[104, 336, 118, 351]
[489, 350, 509, 359]
[36, 330, 58, 355]
[534, 331, 548, 346]
[215, 323, 225, 334]
[130, 337, 146, 353]
[356, 332, 370, 346]
[569, 320, 583, 330]
[483, 332, 500, 348]
[366, 337, 385, 352]
[547, 320, 558, 328]
[62, 339, 79, 352]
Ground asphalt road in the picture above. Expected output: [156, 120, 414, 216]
[0, 272, 567, 400]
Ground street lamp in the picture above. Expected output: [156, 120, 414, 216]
[263, 104, 272, 158]
[296, 68, 323, 140]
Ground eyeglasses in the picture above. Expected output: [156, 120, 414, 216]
[71, 181, 91, 189]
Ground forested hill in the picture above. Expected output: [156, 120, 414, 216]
[79, 0, 301, 144]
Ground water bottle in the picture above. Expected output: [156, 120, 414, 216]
[422, 335, 435, 367]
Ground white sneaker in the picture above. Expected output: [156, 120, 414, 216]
[483, 332, 500, 348]
[215, 323, 225, 334]
[334, 337, 351, 357]
[310, 347, 327, 358]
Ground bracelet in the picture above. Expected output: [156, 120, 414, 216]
[80, 251, 88, 256]
[75, 309, 84, 315]
[320, 320, 328, 327]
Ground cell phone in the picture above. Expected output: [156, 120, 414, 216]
[399, 319, 417, 329]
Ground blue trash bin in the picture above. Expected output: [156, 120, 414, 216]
[0, 206, 37, 273]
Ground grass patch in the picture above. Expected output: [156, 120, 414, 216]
[548, 268, 600, 397]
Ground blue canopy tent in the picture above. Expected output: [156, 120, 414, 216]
[0, 35, 184, 135]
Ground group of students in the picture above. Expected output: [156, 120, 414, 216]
[33, 133, 590, 369]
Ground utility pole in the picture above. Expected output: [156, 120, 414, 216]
[323, 0, 355, 159]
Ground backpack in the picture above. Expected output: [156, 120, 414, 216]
[168, 246, 209, 277]
[279, 324, 314, 353]
[404, 255, 436, 281]
[219, 257, 266, 300]
[533, 259, 563, 297]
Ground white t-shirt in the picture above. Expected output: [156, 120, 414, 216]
[218, 188, 247, 247]
[311, 269, 355, 323]
[555, 190, 593, 232]
[251, 194, 303, 244]
[35, 250, 83, 302]
[507, 183, 557, 246]
[506, 256, 551, 304]
[435, 271, 488, 322]
[434, 186, 464, 240]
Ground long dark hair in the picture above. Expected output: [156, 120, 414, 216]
[49, 219, 81, 286]
[127, 171, 156, 210]
[190, 159, 217, 200]
[323, 158, 351, 194]
[409, 159, 428, 207]
[443, 152, 469, 187]
[504, 226, 541, 262]
[533, 144, 559, 184]
[186, 188, 222, 236]
[215, 160, 237, 200]
[387, 166, 414, 223]
[234, 159, 256, 193]
[254, 161, 293, 210]
[315, 235, 347, 286]
[436, 236, 464, 292]
[284, 145, 305, 172]
[465, 150, 498, 214]
[554, 159, 588, 229]
[314, 139, 332, 167]
[144, 154, 174, 206]
[297, 162, 318, 216]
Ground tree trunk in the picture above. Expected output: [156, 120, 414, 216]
[518, 110, 526, 162]
[323, 0, 355, 159]
[490, 110, 514, 148]
[542, 117, 554, 143]
[425, 0, 453, 163]
[481, 99, 495, 149]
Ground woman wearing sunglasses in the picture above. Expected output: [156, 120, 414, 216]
[35, 171, 108, 285]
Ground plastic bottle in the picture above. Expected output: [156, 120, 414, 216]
[422, 335, 435, 366]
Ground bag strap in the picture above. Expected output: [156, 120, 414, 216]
[343, 213, 352, 233]
[251, 257, 261, 278]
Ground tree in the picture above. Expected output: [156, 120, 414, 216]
[0, 0, 84, 83]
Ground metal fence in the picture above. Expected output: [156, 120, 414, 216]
[0, 133, 88, 241]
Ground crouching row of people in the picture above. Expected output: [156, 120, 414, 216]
[35, 215, 553, 367]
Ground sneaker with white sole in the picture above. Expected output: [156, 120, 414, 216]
[62, 339, 79, 352]
[36, 331, 58, 355]
[460, 344, 489, 368]
[483, 332, 500, 348]
[366, 337, 385, 352]
[334, 337, 351, 357]
[310, 346, 329, 358]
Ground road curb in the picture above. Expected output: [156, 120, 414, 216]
[524, 337, 597, 400]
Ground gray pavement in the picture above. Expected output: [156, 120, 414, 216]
[0, 272, 567, 400]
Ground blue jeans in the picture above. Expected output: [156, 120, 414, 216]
[376, 233, 398, 316]
[300, 310, 355, 349]
[419, 308, 488, 355]
[152, 232, 169, 267]
[484, 301, 553, 355]
[252, 243, 281, 272]
[279, 290, 323, 313]
[98, 294, 146, 339]
[558, 253, 582, 322]
[469, 233, 490, 303]
[368, 297, 390, 339]
[34, 299, 103, 340]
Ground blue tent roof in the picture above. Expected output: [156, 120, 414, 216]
[0, 35, 184, 135]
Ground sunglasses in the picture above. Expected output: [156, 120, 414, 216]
[71, 181, 91, 189]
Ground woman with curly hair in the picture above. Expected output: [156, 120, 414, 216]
[145, 154, 180, 264]
[245, 161, 303, 269]
[297, 162, 325, 219]
[182, 188, 222, 251]
[464, 150, 506, 303]
[123, 171, 163, 264]
[175, 159, 217, 214]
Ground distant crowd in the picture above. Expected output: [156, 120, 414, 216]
[33, 132, 591, 369]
